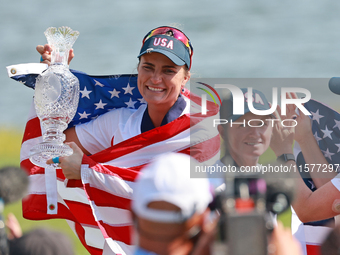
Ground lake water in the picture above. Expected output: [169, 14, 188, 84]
[2, 0, 340, 130]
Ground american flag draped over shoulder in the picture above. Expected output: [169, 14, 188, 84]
[7, 63, 220, 255]
[7, 63, 145, 127]
[292, 99, 340, 255]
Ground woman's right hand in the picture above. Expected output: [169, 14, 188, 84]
[46, 142, 83, 180]
[36, 44, 74, 66]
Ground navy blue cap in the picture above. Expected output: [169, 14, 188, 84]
[138, 34, 191, 69]
[329, 77, 340, 95]
[220, 88, 275, 121]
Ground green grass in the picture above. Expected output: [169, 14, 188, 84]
[0, 129, 292, 255]
[0, 128, 22, 167]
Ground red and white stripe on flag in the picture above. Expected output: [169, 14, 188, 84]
[20, 90, 220, 255]
[291, 208, 332, 255]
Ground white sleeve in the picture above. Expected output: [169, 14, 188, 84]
[331, 173, 340, 192]
[75, 110, 121, 155]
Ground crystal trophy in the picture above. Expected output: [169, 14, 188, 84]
[29, 26, 80, 167]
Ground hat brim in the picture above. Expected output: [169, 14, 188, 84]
[230, 107, 276, 122]
[138, 48, 186, 67]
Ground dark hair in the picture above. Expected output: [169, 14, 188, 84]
[9, 228, 74, 255]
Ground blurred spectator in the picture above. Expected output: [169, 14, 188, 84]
[6, 213, 74, 255]
[320, 224, 340, 255]
[131, 152, 217, 255]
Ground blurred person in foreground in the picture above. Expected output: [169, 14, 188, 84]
[131, 152, 217, 255]
[211, 89, 303, 255]
[130, 152, 302, 255]
[6, 213, 74, 255]
[320, 224, 340, 255]
[6, 214, 74, 255]
[0, 166, 74, 255]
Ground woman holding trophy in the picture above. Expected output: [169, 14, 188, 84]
[43, 26, 194, 174]
[33, 26, 220, 254]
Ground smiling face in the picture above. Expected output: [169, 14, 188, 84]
[218, 112, 273, 166]
[137, 52, 190, 111]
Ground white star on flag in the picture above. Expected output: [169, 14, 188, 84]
[138, 98, 147, 104]
[80, 87, 92, 99]
[108, 89, 121, 98]
[321, 126, 333, 139]
[308, 180, 315, 190]
[314, 132, 322, 143]
[123, 83, 135, 95]
[335, 144, 340, 153]
[125, 98, 137, 108]
[311, 109, 324, 124]
[322, 148, 335, 160]
[333, 119, 340, 130]
[94, 99, 107, 109]
[94, 79, 105, 87]
[78, 111, 91, 119]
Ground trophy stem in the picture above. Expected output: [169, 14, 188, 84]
[41, 117, 68, 143]
[29, 117, 72, 168]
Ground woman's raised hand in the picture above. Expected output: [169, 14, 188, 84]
[36, 44, 74, 66]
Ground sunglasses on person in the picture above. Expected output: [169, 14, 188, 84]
[142, 26, 194, 59]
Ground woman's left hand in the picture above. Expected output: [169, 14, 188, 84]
[46, 142, 83, 180]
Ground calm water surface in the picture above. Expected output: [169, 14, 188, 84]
[2, 0, 340, 130]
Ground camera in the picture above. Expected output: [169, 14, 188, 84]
[210, 164, 296, 255]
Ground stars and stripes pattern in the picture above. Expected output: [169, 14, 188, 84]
[295, 99, 340, 186]
[7, 63, 145, 128]
[293, 99, 340, 255]
[74, 76, 142, 127]
[7, 63, 220, 255]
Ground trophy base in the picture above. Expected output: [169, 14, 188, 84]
[29, 142, 73, 168]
